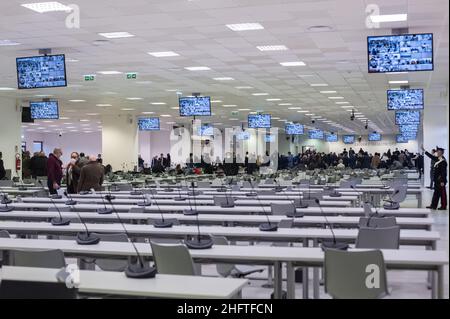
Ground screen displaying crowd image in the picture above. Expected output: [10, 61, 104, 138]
[138, 117, 160, 131]
[285, 123, 304, 135]
[16, 54, 67, 89]
[343, 135, 355, 144]
[326, 133, 338, 142]
[248, 114, 271, 128]
[368, 133, 382, 141]
[308, 130, 324, 139]
[395, 110, 421, 125]
[179, 96, 211, 116]
[30, 101, 59, 119]
[169, 126, 280, 169]
[399, 124, 419, 134]
[387, 89, 424, 110]
[197, 124, 214, 136]
[396, 134, 411, 143]
[368, 33, 433, 73]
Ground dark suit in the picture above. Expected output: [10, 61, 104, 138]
[77, 162, 104, 193]
[425, 152, 447, 209]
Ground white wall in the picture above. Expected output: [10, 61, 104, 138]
[23, 131, 102, 165]
[138, 130, 171, 165]
[328, 134, 419, 155]
[0, 97, 22, 178]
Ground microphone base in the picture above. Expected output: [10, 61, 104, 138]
[105, 195, 116, 201]
[246, 192, 258, 197]
[130, 191, 143, 196]
[185, 236, 214, 250]
[97, 208, 114, 215]
[383, 203, 400, 210]
[125, 262, 157, 279]
[76, 232, 100, 245]
[65, 200, 77, 206]
[165, 188, 174, 192]
[183, 209, 198, 216]
[153, 220, 174, 228]
[187, 191, 202, 196]
[220, 203, 235, 208]
[50, 217, 71, 226]
[328, 192, 342, 198]
[274, 187, 284, 192]
[51, 195, 63, 199]
[1, 199, 13, 205]
[320, 241, 349, 251]
[286, 212, 304, 218]
[174, 197, 186, 201]
[259, 223, 278, 232]
[295, 202, 309, 209]
[0, 206, 14, 212]
[18, 187, 28, 191]
[217, 187, 227, 193]
[137, 201, 152, 207]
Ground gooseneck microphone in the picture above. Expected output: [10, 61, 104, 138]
[64, 191, 77, 206]
[279, 183, 304, 218]
[221, 178, 235, 208]
[149, 189, 173, 228]
[184, 186, 213, 249]
[245, 178, 257, 197]
[316, 198, 348, 251]
[38, 180, 62, 199]
[97, 188, 113, 215]
[17, 179, 28, 191]
[273, 178, 284, 193]
[184, 182, 198, 216]
[48, 195, 71, 226]
[295, 180, 309, 209]
[0, 189, 14, 212]
[174, 177, 186, 201]
[252, 178, 277, 232]
[106, 197, 157, 278]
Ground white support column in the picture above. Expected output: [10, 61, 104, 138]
[423, 98, 449, 186]
[0, 97, 22, 179]
[102, 114, 138, 172]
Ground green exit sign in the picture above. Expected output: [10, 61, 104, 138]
[127, 73, 137, 80]
[84, 75, 95, 81]
[231, 111, 238, 116]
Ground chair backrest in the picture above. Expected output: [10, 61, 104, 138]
[150, 242, 196, 276]
[231, 184, 241, 192]
[210, 236, 235, 277]
[213, 196, 235, 207]
[324, 249, 388, 299]
[197, 181, 210, 188]
[363, 202, 373, 217]
[117, 184, 133, 191]
[0, 180, 13, 187]
[0, 230, 11, 238]
[278, 219, 293, 228]
[271, 203, 296, 216]
[356, 226, 400, 249]
[91, 233, 129, 271]
[242, 181, 252, 189]
[359, 217, 397, 228]
[391, 185, 408, 203]
[8, 249, 66, 268]
[339, 180, 352, 188]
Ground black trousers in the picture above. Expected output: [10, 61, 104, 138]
[47, 179, 57, 195]
[431, 183, 447, 209]
[429, 167, 435, 188]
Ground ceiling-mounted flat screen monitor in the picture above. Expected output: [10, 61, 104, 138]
[30, 101, 59, 120]
[179, 96, 211, 116]
[198, 124, 214, 136]
[395, 110, 421, 125]
[264, 135, 275, 143]
[285, 123, 304, 135]
[308, 130, 324, 140]
[387, 89, 424, 110]
[368, 33, 433, 73]
[343, 135, 355, 144]
[248, 114, 271, 128]
[16, 54, 67, 89]
[396, 134, 410, 143]
[326, 134, 338, 142]
[237, 131, 250, 140]
[399, 131, 417, 140]
[138, 117, 160, 131]
[368, 133, 382, 141]
[399, 124, 419, 134]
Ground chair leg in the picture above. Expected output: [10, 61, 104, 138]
[262, 265, 274, 288]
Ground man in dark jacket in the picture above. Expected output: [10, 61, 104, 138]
[30, 152, 48, 178]
[0, 152, 6, 180]
[77, 155, 105, 192]
[47, 148, 63, 195]
[423, 146, 447, 210]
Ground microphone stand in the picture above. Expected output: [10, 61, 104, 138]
[254, 178, 277, 232]
[39, 179, 62, 199]
[184, 182, 198, 216]
[0, 189, 14, 212]
[245, 177, 257, 197]
[137, 188, 152, 207]
[149, 188, 173, 228]
[64, 191, 77, 206]
[73, 208, 100, 245]
[316, 199, 349, 251]
[106, 197, 157, 278]
[48, 196, 71, 226]
[174, 176, 186, 201]
[184, 187, 213, 249]
[295, 180, 309, 209]
[97, 188, 114, 215]
[279, 184, 304, 218]
[221, 178, 235, 208]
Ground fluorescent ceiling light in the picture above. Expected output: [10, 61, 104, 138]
[21, 2, 72, 13]
[280, 61, 306, 67]
[310, 83, 328, 87]
[148, 51, 179, 57]
[252, 93, 269, 96]
[86, 113, 99, 116]
[0, 87, 16, 91]
[288, 107, 302, 110]
[340, 105, 354, 108]
[256, 45, 288, 51]
[238, 108, 251, 111]
[213, 77, 234, 81]
[97, 71, 122, 75]
[0, 40, 21, 46]
[389, 80, 408, 84]
[278, 103, 292, 106]
[298, 74, 314, 78]
[68, 100, 85, 102]
[150, 102, 166, 105]
[226, 23, 264, 31]
[235, 86, 253, 89]
[328, 96, 345, 99]
[223, 105, 237, 107]
[126, 97, 143, 100]
[320, 91, 337, 94]
[160, 114, 171, 117]
[96, 104, 112, 107]
[141, 112, 154, 114]
[120, 108, 135, 111]
[98, 32, 135, 39]
[79, 119, 90, 122]
[266, 98, 281, 101]
[184, 66, 211, 71]
[297, 110, 309, 113]
[66, 58, 79, 62]
[336, 102, 349, 104]
[170, 107, 179, 110]
[370, 14, 407, 23]
[211, 100, 222, 103]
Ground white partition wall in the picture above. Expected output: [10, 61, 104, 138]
[0, 97, 22, 179]
[102, 115, 138, 172]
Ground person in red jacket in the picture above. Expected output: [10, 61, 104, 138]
[47, 148, 63, 195]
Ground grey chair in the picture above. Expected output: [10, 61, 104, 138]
[91, 233, 130, 271]
[8, 249, 66, 268]
[211, 236, 264, 278]
[355, 226, 400, 249]
[383, 185, 407, 210]
[117, 184, 133, 191]
[0, 180, 13, 187]
[213, 195, 235, 207]
[271, 203, 296, 216]
[0, 230, 10, 238]
[197, 181, 211, 188]
[359, 217, 397, 228]
[324, 249, 389, 299]
[150, 242, 197, 276]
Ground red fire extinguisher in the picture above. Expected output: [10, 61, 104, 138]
[15, 153, 21, 172]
